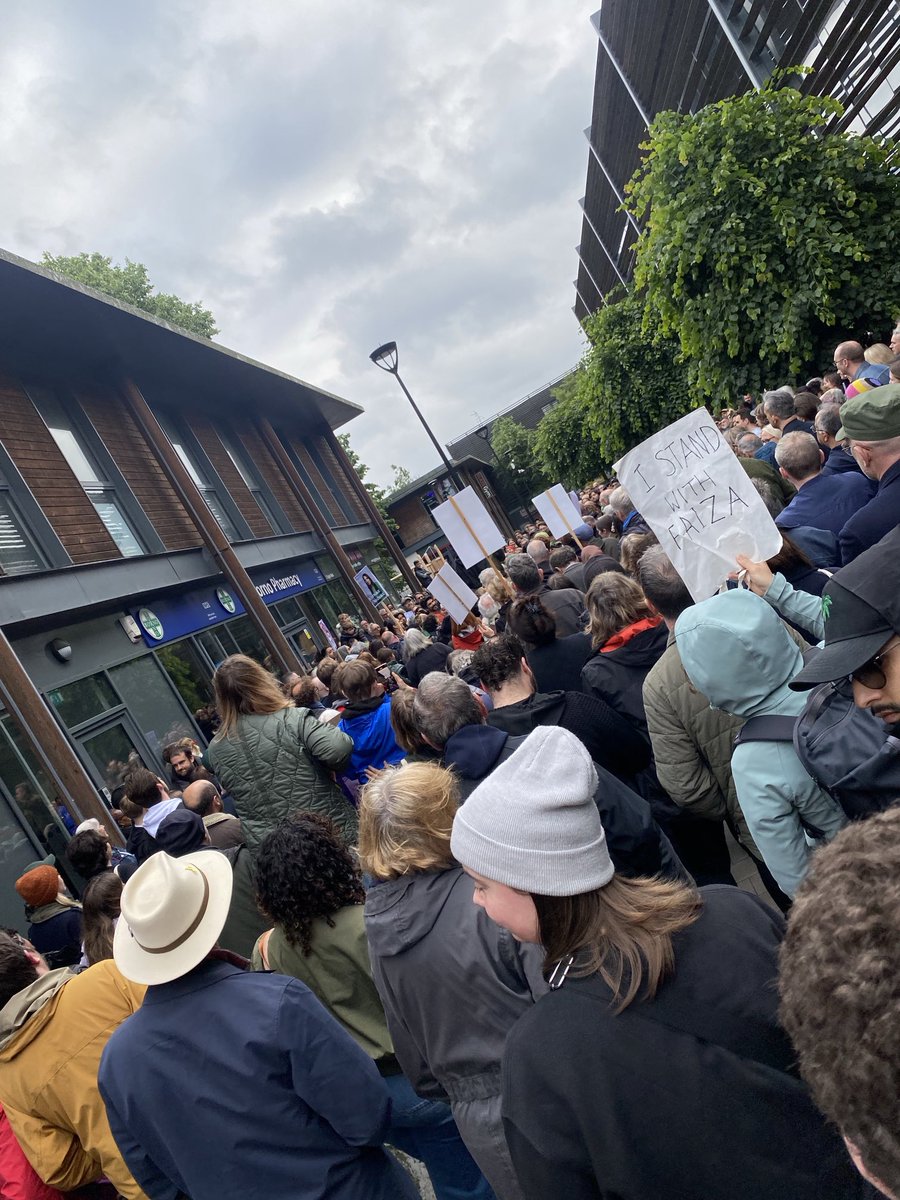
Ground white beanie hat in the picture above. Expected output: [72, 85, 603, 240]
[451, 725, 614, 895]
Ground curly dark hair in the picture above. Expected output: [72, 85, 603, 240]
[255, 812, 364, 956]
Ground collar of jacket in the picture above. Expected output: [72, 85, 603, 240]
[342, 694, 385, 719]
[142, 957, 246, 1005]
[601, 615, 663, 654]
[27, 897, 82, 923]
[0, 967, 75, 1050]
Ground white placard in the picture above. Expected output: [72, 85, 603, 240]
[427, 564, 478, 626]
[613, 408, 782, 602]
[431, 486, 505, 569]
[532, 484, 584, 540]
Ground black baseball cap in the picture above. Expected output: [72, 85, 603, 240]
[791, 527, 900, 689]
[155, 807, 207, 857]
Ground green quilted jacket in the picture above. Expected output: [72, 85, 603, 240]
[207, 707, 357, 850]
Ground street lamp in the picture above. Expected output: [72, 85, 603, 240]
[369, 341, 465, 496]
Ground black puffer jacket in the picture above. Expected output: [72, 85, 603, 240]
[443, 724, 686, 882]
[581, 621, 669, 737]
[405, 641, 452, 687]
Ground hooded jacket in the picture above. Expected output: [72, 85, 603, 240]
[338, 695, 405, 785]
[0, 1104, 63, 1200]
[0, 962, 146, 1199]
[486, 690, 651, 784]
[581, 620, 669, 736]
[675, 590, 847, 896]
[207, 707, 356, 849]
[365, 867, 544, 1199]
[443, 724, 686, 882]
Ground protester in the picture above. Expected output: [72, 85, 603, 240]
[411, 672, 684, 880]
[835, 339, 890, 392]
[832, 384, 900, 563]
[581, 573, 668, 735]
[773, 431, 870, 541]
[764, 386, 815, 435]
[14, 865, 82, 968]
[471, 634, 651, 784]
[676, 589, 847, 896]
[0, 930, 145, 1197]
[525, 539, 552, 581]
[505, 554, 585, 638]
[181, 779, 244, 849]
[81, 870, 123, 966]
[579, 543, 626, 589]
[120, 765, 182, 864]
[449, 725, 868, 1200]
[780, 809, 900, 1200]
[505, 598, 594, 693]
[403, 626, 452, 686]
[815, 403, 869, 479]
[360, 761, 545, 1199]
[548, 545, 587, 591]
[97, 851, 418, 1200]
[336, 660, 405, 787]
[207, 653, 356, 848]
[162, 739, 214, 789]
[251, 812, 493, 1200]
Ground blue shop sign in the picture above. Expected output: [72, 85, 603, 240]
[131, 560, 326, 647]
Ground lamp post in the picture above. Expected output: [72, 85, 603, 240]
[369, 342, 465, 497]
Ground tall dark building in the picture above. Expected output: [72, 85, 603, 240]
[576, 0, 900, 318]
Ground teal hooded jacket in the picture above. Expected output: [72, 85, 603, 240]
[675, 589, 846, 897]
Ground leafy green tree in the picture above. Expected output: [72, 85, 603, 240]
[625, 78, 900, 401]
[533, 371, 608, 486]
[489, 416, 548, 500]
[40, 251, 219, 339]
[337, 433, 398, 534]
[390, 464, 413, 491]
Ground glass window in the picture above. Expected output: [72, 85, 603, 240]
[273, 596, 303, 626]
[156, 640, 214, 717]
[0, 493, 47, 575]
[224, 616, 269, 667]
[48, 674, 118, 728]
[80, 724, 147, 792]
[196, 630, 231, 669]
[155, 413, 240, 541]
[219, 432, 278, 533]
[109, 657, 196, 761]
[31, 391, 145, 558]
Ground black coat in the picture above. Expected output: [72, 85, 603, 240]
[525, 632, 594, 694]
[502, 886, 868, 1200]
[581, 623, 669, 737]
[442, 724, 685, 882]
[487, 690, 650, 783]
[839, 458, 900, 564]
[405, 641, 452, 687]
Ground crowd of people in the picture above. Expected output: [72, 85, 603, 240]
[3, 332, 900, 1199]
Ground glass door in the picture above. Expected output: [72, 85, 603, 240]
[78, 718, 150, 794]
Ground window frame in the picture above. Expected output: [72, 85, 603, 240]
[0, 439, 71, 571]
[153, 410, 251, 542]
[217, 429, 291, 535]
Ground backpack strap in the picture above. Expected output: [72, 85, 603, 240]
[733, 715, 797, 747]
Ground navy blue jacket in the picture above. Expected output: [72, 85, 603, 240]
[839, 458, 900, 564]
[98, 960, 417, 1200]
[775, 471, 872, 537]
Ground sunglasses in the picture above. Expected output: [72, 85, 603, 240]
[851, 640, 900, 690]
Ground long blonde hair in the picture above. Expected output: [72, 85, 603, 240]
[359, 761, 458, 879]
[212, 654, 289, 738]
[535, 875, 702, 1012]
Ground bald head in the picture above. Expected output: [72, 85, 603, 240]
[580, 544, 602, 560]
[835, 340, 865, 367]
[182, 780, 221, 818]
[526, 539, 549, 564]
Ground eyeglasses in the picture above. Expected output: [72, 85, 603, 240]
[851, 640, 900, 690]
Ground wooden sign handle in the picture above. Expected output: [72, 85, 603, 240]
[545, 489, 584, 550]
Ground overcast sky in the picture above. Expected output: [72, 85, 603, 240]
[1, 1, 595, 489]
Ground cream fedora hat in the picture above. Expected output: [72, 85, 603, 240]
[113, 850, 233, 985]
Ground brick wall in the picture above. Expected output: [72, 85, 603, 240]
[187, 416, 272, 539]
[236, 424, 312, 533]
[77, 388, 202, 552]
[0, 375, 120, 564]
[390, 494, 439, 547]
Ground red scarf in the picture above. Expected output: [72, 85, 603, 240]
[600, 615, 662, 653]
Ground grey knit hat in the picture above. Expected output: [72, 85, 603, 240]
[450, 725, 614, 895]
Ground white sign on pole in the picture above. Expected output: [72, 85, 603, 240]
[427, 564, 478, 626]
[612, 408, 783, 602]
[532, 484, 584, 540]
[431, 486, 505, 569]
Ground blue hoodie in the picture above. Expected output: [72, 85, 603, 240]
[339, 696, 405, 785]
[675, 589, 846, 897]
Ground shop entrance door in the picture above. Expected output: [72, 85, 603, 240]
[77, 716, 152, 796]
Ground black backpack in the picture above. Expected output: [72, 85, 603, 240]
[733, 680, 900, 822]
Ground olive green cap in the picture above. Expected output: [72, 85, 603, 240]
[836, 384, 900, 442]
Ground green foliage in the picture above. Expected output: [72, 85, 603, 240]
[337, 433, 399, 535]
[489, 416, 548, 498]
[40, 251, 219, 339]
[625, 78, 900, 401]
[390, 464, 413, 491]
[533, 373, 607, 487]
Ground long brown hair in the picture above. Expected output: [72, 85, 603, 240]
[534, 875, 702, 1012]
[212, 654, 289, 738]
[585, 573, 655, 649]
[82, 871, 123, 966]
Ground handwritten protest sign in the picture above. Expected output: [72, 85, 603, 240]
[532, 484, 584, 542]
[431, 486, 505, 569]
[427, 563, 478, 625]
[613, 408, 782, 601]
